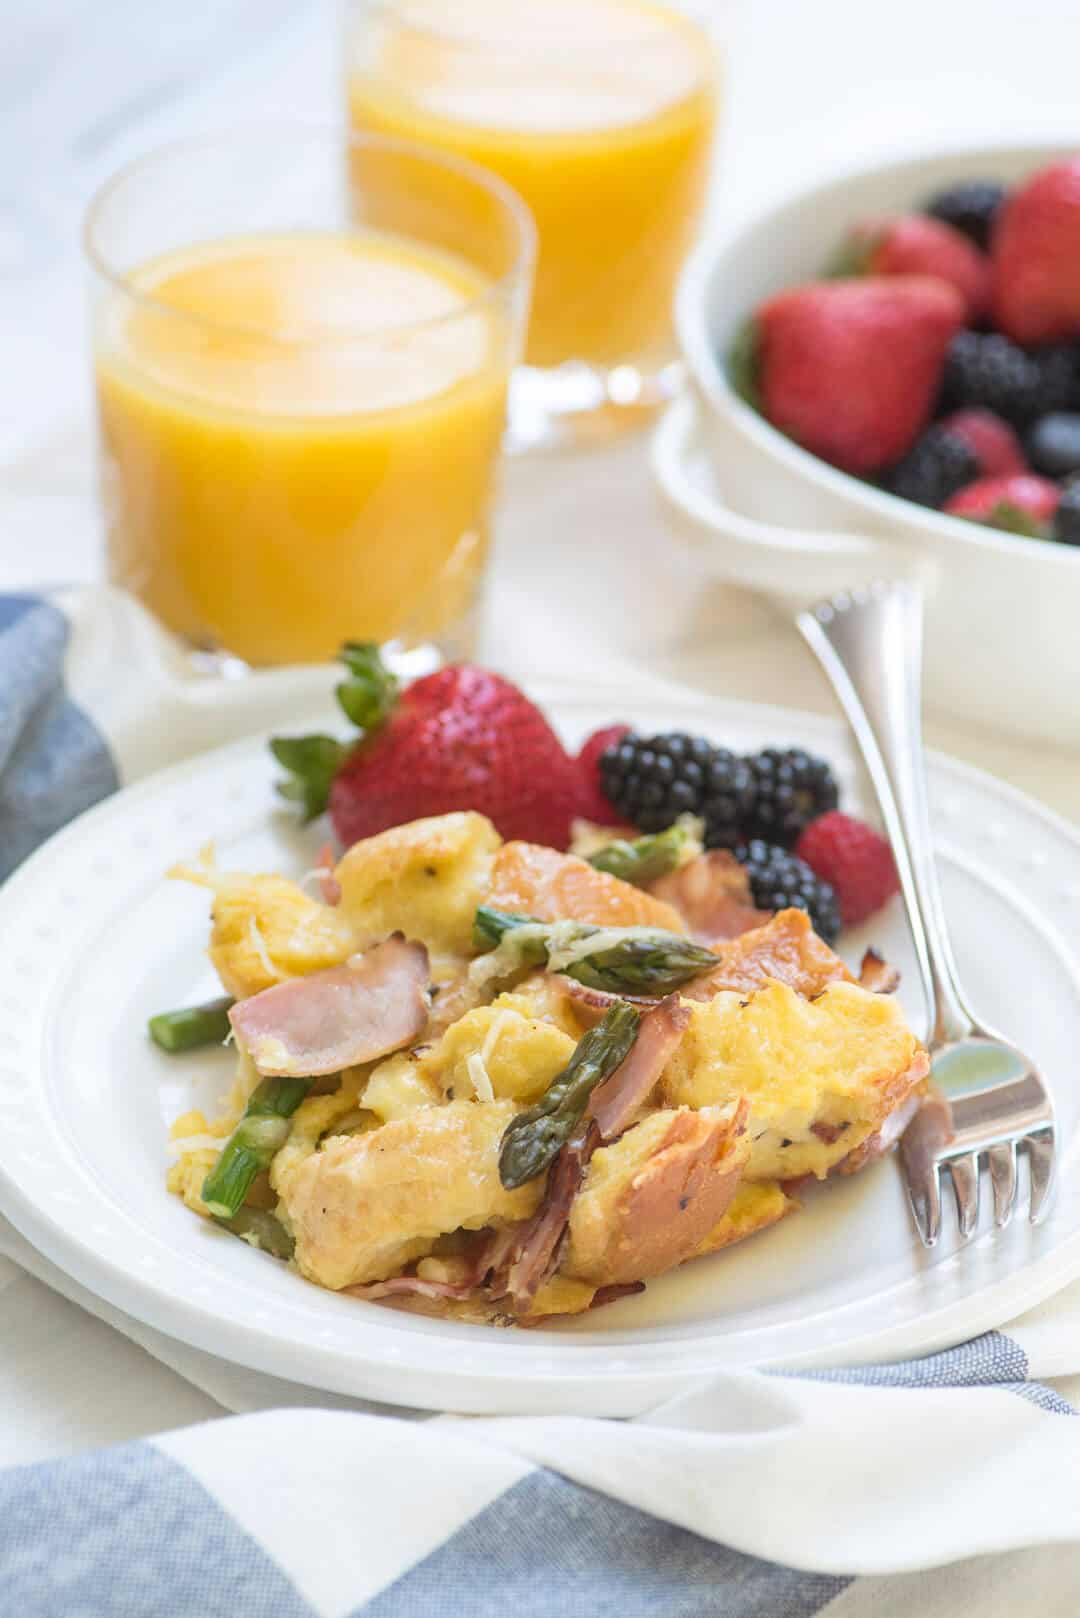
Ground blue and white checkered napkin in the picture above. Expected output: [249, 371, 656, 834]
[1, 587, 1079, 1617]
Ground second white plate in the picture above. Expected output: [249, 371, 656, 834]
[0, 680, 1078, 1415]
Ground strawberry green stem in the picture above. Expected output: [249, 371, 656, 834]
[270, 642, 398, 822]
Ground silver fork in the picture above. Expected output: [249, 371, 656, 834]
[797, 582, 1057, 1246]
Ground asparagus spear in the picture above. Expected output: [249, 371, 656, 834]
[499, 1001, 641, 1189]
[200, 1076, 311, 1219]
[587, 818, 701, 886]
[473, 906, 550, 961]
[213, 1206, 296, 1260]
[148, 997, 234, 1054]
[473, 907, 718, 995]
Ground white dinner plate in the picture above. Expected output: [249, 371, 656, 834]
[1, 679, 1079, 1416]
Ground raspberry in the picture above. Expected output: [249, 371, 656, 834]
[575, 724, 630, 824]
[936, 409, 1026, 477]
[795, 811, 899, 928]
[943, 473, 1060, 537]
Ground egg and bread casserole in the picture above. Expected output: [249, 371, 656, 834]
[161, 811, 927, 1324]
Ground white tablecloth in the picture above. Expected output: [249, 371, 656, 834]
[3, 0, 1080, 1601]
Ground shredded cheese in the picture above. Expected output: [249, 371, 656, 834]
[547, 924, 662, 973]
[466, 1051, 494, 1103]
[247, 915, 283, 983]
[480, 1009, 510, 1066]
[466, 922, 552, 992]
[167, 841, 219, 889]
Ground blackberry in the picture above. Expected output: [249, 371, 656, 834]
[886, 426, 978, 508]
[942, 331, 1042, 425]
[1053, 478, 1080, 546]
[1027, 412, 1080, 479]
[944, 333, 1080, 425]
[733, 840, 841, 943]
[1030, 345, 1080, 414]
[599, 732, 754, 837]
[742, 748, 839, 846]
[924, 180, 1006, 250]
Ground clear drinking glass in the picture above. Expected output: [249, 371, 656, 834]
[85, 128, 534, 668]
[344, 0, 723, 450]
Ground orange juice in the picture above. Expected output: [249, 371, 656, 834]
[95, 231, 510, 665]
[347, 0, 718, 369]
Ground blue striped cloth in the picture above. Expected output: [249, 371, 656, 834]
[1, 589, 1078, 1617]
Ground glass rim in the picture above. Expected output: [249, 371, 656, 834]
[83, 124, 536, 351]
[347, 0, 719, 58]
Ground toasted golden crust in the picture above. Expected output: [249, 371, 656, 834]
[335, 811, 500, 962]
[486, 841, 687, 934]
[282, 1100, 542, 1289]
[563, 1105, 749, 1287]
[663, 977, 926, 1180]
[686, 908, 854, 1001]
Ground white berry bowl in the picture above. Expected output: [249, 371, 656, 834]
[653, 140, 1080, 744]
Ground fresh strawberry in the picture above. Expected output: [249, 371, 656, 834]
[575, 724, 630, 825]
[752, 277, 965, 474]
[943, 473, 1060, 537]
[328, 665, 585, 850]
[271, 646, 586, 849]
[847, 214, 990, 322]
[795, 811, 898, 928]
[936, 408, 1027, 476]
[993, 158, 1080, 343]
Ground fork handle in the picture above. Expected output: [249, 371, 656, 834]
[797, 583, 974, 1046]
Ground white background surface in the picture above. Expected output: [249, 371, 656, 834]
[2, 0, 1079, 1494]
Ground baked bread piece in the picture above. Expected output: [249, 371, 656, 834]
[282, 1099, 542, 1290]
[485, 839, 687, 933]
[563, 1103, 748, 1286]
[687, 906, 855, 1000]
[663, 977, 929, 1181]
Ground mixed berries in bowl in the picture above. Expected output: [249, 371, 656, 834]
[732, 157, 1080, 545]
[273, 644, 900, 947]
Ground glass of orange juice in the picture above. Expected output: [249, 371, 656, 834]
[345, 0, 722, 449]
[85, 128, 534, 667]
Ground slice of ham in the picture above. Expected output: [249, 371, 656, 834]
[858, 947, 901, 994]
[586, 1281, 646, 1310]
[588, 995, 691, 1141]
[345, 1223, 519, 1305]
[648, 851, 768, 947]
[347, 1274, 478, 1303]
[493, 1122, 600, 1313]
[229, 933, 429, 1076]
[554, 978, 661, 1023]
